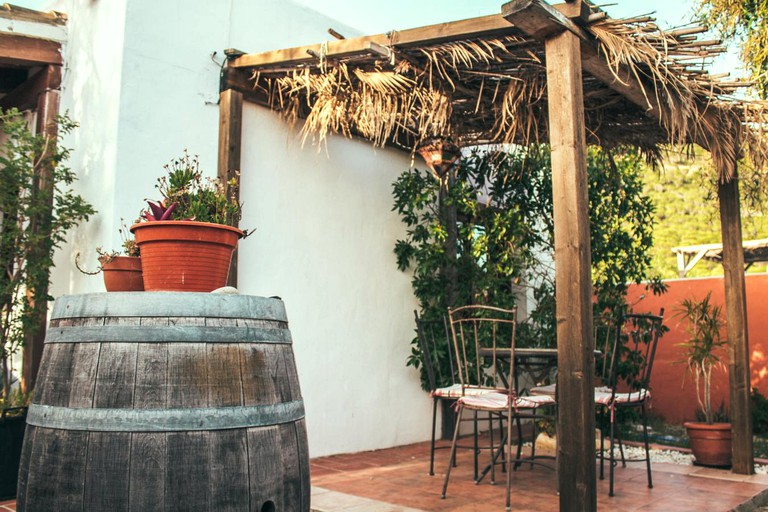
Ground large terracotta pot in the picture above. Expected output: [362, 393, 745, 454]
[683, 421, 732, 467]
[100, 256, 143, 292]
[130, 221, 243, 292]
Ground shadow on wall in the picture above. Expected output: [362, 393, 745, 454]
[625, 274, 768, 424]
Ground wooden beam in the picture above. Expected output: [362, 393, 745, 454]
[0, 33, 62, 66]
[0, 65, 61, 111]
[545, 29, 596, 510]
[718, 169, 755, 475]
[502, 0, 588, 41]
[21, 83, 59, 395]
[230, 14, 518, 69]
[218, 88, 243, 287]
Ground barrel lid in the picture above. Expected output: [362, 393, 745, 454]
[51, 293, 288, 322]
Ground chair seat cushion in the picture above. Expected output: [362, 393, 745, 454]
[594, 387, 649, 405]
[431, 384, 501, 399]
[529, 383, 556, 397]
[459, 391, 556, 411]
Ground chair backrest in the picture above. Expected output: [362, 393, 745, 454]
[448, 305, 517, 394]
[414, 311, 455, 391]
[606, 309, 665, 400]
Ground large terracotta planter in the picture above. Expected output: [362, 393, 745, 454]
[130, 221, 243, 292]
[683, 421, 732, 467]
[100, 256, 143, 292]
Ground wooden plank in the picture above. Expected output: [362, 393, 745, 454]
[68, 342, 99, 408]
[247, 425, 282, 511]
[278, 422, 302, 511]
[544, 29, 597, 510]
[24, 428, 88, 510]
[93, 343, 138, 408]
[167, 343, 208, 408]
[129, 433, 166, 512]
[208, 429, 249, 511]
[0, 64, 61, 111]
[276, 344, 301, 402]
[502, 0, 588, 41]
[718, 171, 755, 475]
[130, 341, 168, 512]
[218, 88, 243, 287]
[83, 432, 131, 511]
[207, 343, 244, 407]
[295, 418, 311, 511]
[241, 344, 278, 406]
[166, 432, 210, 511]
[0, 32, 62, 66]
[35, 342, 75, 407]
[134, 342, 168, 408]
[15, 424, 35, 509]
[231, 14, 518, 69]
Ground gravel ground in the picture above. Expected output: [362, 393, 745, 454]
[620, 445, 768, 474]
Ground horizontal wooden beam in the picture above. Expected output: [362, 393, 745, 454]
[230, 14, 519, 69]
[0, 33, 62, 66]
[502, 0, 589, 41]
[0, 64, 61, 111]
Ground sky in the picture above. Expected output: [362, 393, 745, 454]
[13, 0, 741, 77]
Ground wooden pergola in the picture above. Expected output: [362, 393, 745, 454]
[216, 1, 764, 509]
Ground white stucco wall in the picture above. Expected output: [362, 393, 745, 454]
[48, 0, 430, 458]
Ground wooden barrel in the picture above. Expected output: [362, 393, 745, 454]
[16, 292, 309, 512]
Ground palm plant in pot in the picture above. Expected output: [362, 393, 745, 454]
[130, 151, 247, 292]
[676, 292, 731, 467]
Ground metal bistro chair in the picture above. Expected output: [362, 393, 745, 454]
[441, 305, 556, 512]
[594, 309, 665, 497]
[414, 310, 502, 479]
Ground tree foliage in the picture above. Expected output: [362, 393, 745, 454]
[696, 0, 768, 97]
[393, 145, 665, 390]
[0, 109, 95, 403]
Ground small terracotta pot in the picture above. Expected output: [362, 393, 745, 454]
[130, 221, 243, 292]
[683, 421, 732, 467]
[100, 256, 144, 292]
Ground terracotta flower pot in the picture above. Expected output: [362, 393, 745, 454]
[130, 221, 243, 292]
[100, 256, 144, 292]
[683, 421, 732, 467]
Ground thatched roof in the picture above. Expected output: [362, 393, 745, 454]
[224, 0, 768, 178]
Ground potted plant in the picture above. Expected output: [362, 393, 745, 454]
[130, 151, 247, 292]
[676, 292, 731, 467]
[76, 220, 143, 291]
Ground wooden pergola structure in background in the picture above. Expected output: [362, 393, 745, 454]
[217, 0, 766, 509]
[673, 238, 768, 277]
[0, 4, 66, 394]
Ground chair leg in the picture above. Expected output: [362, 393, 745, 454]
[514, 415, 524, 470]
[429, 397, 438, 476]
[529, 412, 538, 469]
[442, 404, 464, 499]
[487, 412, 496, 485]
[609, 405, 616, 497]
[473, 410, 479, 481]
[498, 412, 507, 473]
[642, 404, 653, 489]
[598, 407, 605, 481]
[506, 409, 514, 512]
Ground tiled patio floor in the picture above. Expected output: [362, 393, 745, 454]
[3, 438, 767, 511]
[310, 438, 768, 512]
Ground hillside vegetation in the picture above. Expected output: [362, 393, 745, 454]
[644, 147, 768, 279]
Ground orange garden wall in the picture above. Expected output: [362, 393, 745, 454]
[625, 274, 768, 424]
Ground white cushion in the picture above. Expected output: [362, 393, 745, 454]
[459, 392, 556, 411]
[431, 384, 500, 399]
[594, 388, 649, 406]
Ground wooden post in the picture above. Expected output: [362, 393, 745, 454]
[545, 30, 596, 510]
[717, 169, 755, 475]
[218, 87, 243, 287]
[21, 70, 60, 394]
